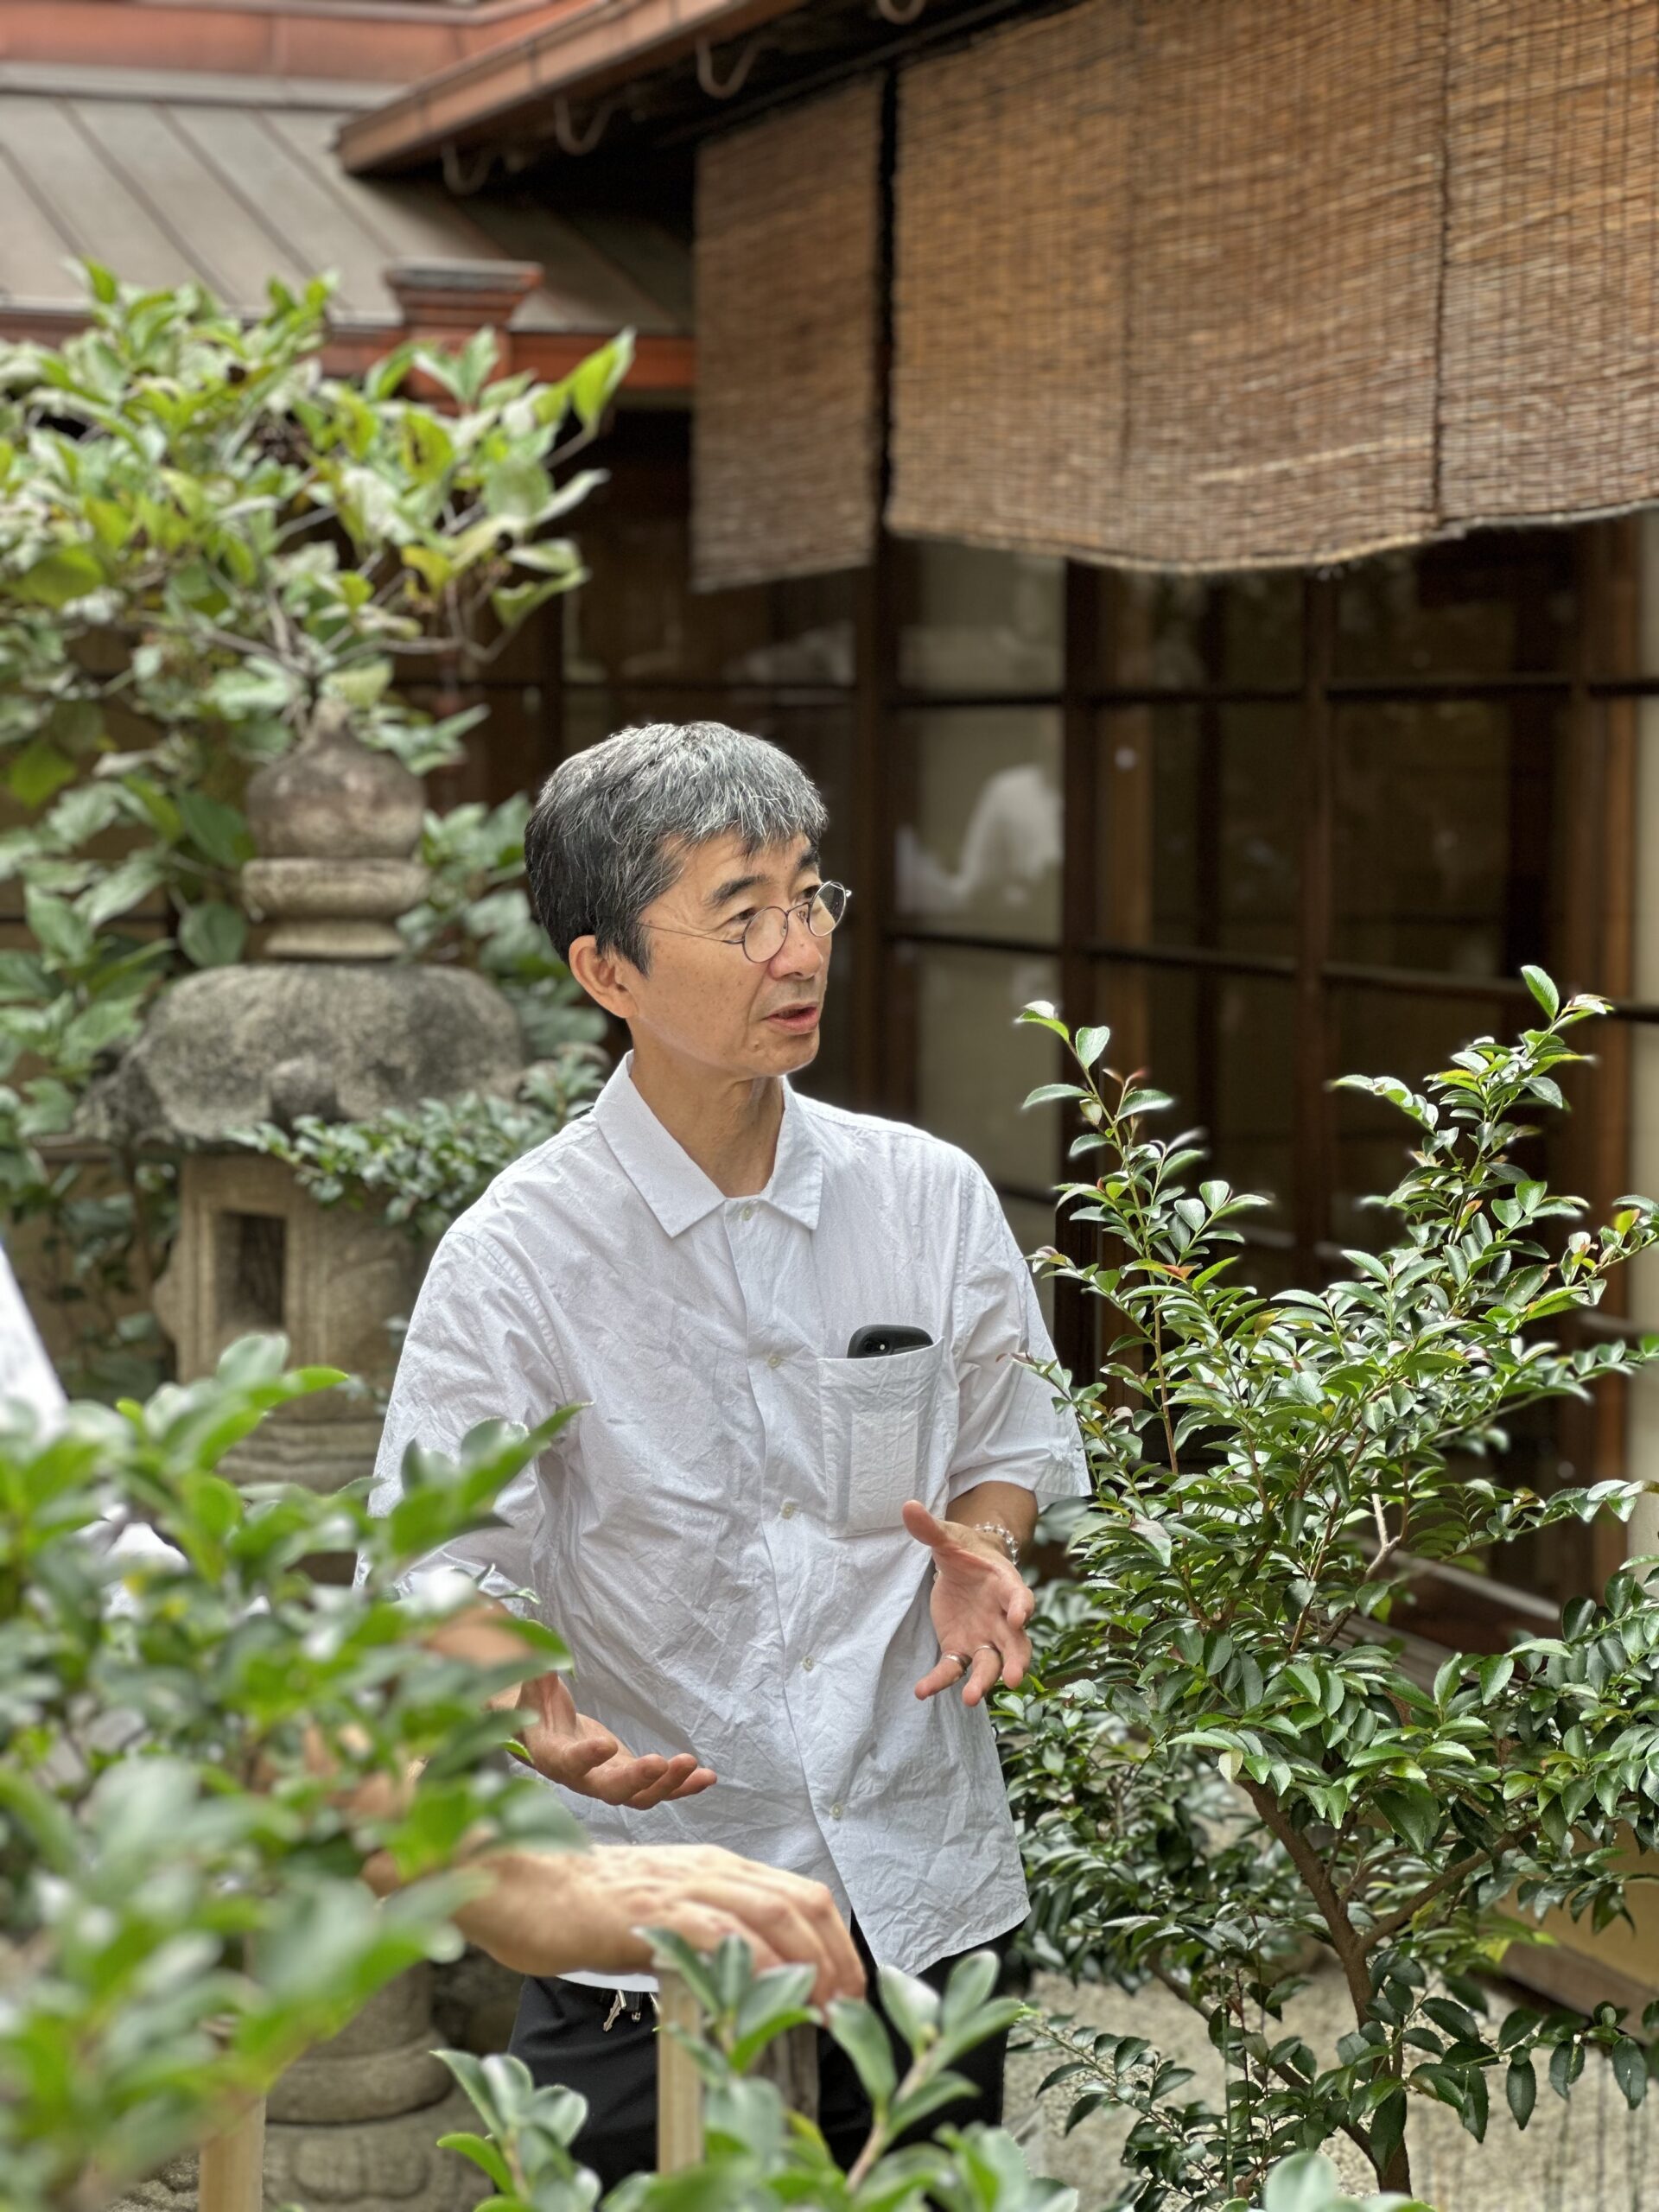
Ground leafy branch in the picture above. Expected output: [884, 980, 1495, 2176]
[1001, 972, 1659, 2201]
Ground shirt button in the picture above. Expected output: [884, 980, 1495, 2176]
[830, 1802, 844, 1821]
[766, 1351, 784, 1370]
[781, 1501, 798, 1520]
[741, 1204, 756, 1221]
[802, 1656, 816, 1673]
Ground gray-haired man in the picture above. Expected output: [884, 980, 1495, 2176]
[370, 721, 1087, 2181]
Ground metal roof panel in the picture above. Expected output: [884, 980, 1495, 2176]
[0, 95, 199, 289]
[0, 138, 79, 300]
[0, 86, 690, 334]
[169, 101, 405, 316]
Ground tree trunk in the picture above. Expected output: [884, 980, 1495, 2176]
[1377, 2138, 1412, 2195]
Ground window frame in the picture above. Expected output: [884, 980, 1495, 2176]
[869, 521, 1658, 1626]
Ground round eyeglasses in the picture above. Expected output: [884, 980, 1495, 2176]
[645, 880, 851, 964]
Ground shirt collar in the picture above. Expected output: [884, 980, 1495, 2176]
[591, 1054, 823, 1238]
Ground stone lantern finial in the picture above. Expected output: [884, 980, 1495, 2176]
[242, 700, 429, 961]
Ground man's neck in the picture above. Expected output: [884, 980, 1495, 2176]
[626, 1046, 785, 1198]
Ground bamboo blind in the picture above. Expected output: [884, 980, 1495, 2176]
[1440, 0, 1659, 527]
[696, 0, 1659, 581]
[888, 0, 1132, 560]
[894, 0, 1659, 574]
[1117, 0, 1444, 568]
[692, 79, 883, 591]
[892, 0, 1444, 572]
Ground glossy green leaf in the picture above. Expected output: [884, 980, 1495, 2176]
[178, 899, 247, 969]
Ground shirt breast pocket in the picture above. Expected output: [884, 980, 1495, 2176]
[817, 1339, 950, 1536]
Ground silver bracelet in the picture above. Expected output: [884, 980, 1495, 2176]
[970, 1521, 1021, 1567]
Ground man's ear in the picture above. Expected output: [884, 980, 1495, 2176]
[569, 935, 637, 1020]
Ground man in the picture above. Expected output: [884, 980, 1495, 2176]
[370, 721, 1088, 2180]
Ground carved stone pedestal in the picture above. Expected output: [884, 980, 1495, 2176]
[263, 1970, 489, 2211]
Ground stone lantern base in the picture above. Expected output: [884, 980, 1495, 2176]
[111, 1972, 494, 2212]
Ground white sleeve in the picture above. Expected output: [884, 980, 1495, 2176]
[0, 1240, 66, 1424]
[2, 1245, 185, 1580]
[944, 1166, 1090, 1504]
[365, 1226, 569, 1618]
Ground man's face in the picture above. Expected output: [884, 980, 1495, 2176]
[617, 833, 830, 1081]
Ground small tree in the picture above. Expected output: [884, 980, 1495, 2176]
[1001, 973, 1659, 2207]
[0, 1336, 583, 2210]
[0, 271, 622, 1388]
[440, 1933, 1072, 2212]
[433, 1937, 1425, 2212]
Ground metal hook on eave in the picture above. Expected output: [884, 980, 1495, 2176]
[696, 33, 765, 100]
[874, 0, 926, 22]
[551, 92, 616, 156]
[441, 140, 495, 195]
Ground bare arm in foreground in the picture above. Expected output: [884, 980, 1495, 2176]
[362, 1838, 864, 2005]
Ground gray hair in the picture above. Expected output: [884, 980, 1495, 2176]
[525, 721, 829, 969]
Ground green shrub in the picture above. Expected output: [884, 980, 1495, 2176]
[1001, 973, 1659, 2205]
[0, 1335, 582, 2209]
[0, 272, 620, 1389]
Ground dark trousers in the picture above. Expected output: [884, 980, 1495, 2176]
[508, 1919, 1018, 2190]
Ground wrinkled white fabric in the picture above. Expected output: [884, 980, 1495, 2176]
[369, 1057, 1088, 1977]
[1, 1237, 66, 1421]
[0, 1242, 181, 1591]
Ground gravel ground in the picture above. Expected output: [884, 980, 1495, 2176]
[1003, 1964, 1658, 2212]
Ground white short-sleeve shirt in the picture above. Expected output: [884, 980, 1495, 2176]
[370, 1058, 1088, 1976]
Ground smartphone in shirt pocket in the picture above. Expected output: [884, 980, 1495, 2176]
[817, 1325, 951, 1535]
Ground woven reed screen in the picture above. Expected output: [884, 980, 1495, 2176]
[1119, 0, 1444, 568]
[692, 80, 882, 591]
[888, 1, 1132, 558]
[893, 0, 1444, 570]
[1440, 0, 1659, 524]
[887, 0, 1659, 574]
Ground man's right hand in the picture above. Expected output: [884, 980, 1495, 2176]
[512, 1670, 717, 1808]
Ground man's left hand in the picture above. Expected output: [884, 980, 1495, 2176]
[903, 1500, 1033, 1707]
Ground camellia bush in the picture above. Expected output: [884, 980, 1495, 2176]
[440, 1934, 1058, 2212]
[0, 1333, 585, 2210]
[1000, 972, 1659, 2208]
[431, 1935, 1414, 2212]
[0, 271, 617, 1392]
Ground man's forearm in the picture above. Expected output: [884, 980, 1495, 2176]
[360, 1840, 580, 1974]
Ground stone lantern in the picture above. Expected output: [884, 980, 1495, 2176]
[91, 705, 525, 2211]
[91, 702, 522, 1490]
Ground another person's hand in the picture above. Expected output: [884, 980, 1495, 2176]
[379, 1842, 864, 2007]
[903, 1500, 1033, 1707]
[512, 1670, 717, 1808]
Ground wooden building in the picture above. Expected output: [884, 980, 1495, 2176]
[8, 0, 1659, 1994]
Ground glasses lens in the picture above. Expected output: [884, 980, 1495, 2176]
[742, 908, 788, 962]
[808, 883, 849, 937]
